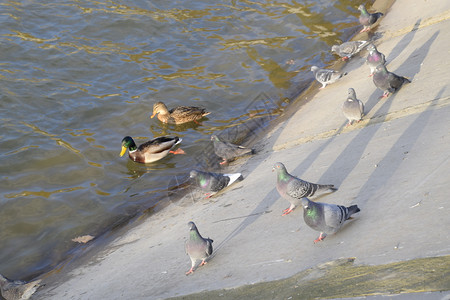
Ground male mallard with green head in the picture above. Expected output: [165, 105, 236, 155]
[120, 136, 185, 163]
[151, 102, 210, 124]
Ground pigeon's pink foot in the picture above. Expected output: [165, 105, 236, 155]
[314, 233, 326, 243]
[380, 91, 390, 99]
[282, 208, 293, 216]
[219, 159, 227, 165]
[186, 268, 194, 275]
[200, 260, 207, 266]
[368, 74, 374, 77]
[342, 57, 349, 61]
[204, 193, 212, 198]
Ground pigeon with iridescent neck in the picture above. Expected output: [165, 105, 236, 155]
[358, 4, 384, 33]
[190, 170, 243, 198]
[311, 66, 347, 89]
[331, 40, 369, 61]
[185, 221, 213, 275]
[0, 274, 42, 300]
[366, 44, 386, 76]
[301, 198, 360, 243]
[273, 162, 337, 216]
[373, 64, 411, 98]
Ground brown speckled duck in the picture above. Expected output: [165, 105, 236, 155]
[151, 102, 210, 124]
[120, 136, 185, 163]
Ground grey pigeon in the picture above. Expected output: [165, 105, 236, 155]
[273, 162, 337, 216]
[366, 44, 386, 76]
[342, 88, 364, 126]
[373, 64, 411, 98]
[190, 170, 243, 198]
[331, 40, 369, 61]
[301, 198, 360, 243]
[0, 274, 42, 300]
[311, 66, 347, 89]
[185, 221, 214, 275]
[211, 135, 254, 165]
[358, 4, 384, 33]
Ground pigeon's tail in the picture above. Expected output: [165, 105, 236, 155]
[347, 205, 360, 218]
[402, 76, 411, 84]
[235, 147, 253, 157]
[341, 72, 348, 78]
[224, 173, 243, 187]
[317, 184, 337, 193]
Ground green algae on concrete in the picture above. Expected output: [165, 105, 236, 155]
[169, 255, 450, 299]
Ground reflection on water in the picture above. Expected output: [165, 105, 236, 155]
[0, 0, 368, 278]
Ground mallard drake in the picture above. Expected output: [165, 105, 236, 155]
[151, 102, 210, 124]
[120, 136, 185, 163]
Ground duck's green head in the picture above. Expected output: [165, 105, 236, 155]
[120, 136, 136, 157]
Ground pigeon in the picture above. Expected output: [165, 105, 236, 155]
[0, 274, 42, 300]
[185, 221, 214, 275]
[272, 162, 337, 216]
[373, 64, 411, 98]
[211, 135, 254, 165]
[366, 44, 386, 76]
[311, 66, 347, 89]
[331, 40, 369, 61]
[358, 4, 384, 33]
[301, 198, 360, 243]
[190, 170, 243, 198]
[342, 88, 364, 126]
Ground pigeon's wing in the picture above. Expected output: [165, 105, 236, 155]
[209, 172, 229, 191]
[387, 72, 406, 92]
[286, 178, 307, 198]
[316, 69, 335, 83]
[369, 12, 383, 25]
[205, 238, 213, 256]
[358, 99, 365, 115]
[322, 204, 346, 233]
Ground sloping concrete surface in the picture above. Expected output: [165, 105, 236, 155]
[38, 0, 450, 299]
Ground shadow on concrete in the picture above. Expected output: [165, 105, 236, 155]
[398, 30, 440, 79]
[386, 19, 421, 64]
[355, 86, 445, 206]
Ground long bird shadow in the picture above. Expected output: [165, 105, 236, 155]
[386, 19, 421, 64]
[355, 86, 445, 207]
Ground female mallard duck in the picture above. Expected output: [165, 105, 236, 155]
[151, 102, 210, 124]
[120, 136, 185, 163]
